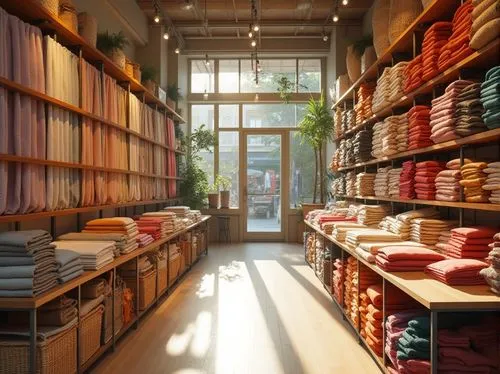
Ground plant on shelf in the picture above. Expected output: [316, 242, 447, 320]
[216, 175, 232, 209]
[297, 91, 334, 207]
[179, 124, 217, 209]
[167, 83, 183, 110]
[141, 66, 158, 93]
[96, 31, 129, 70]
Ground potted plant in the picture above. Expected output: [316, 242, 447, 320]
[96, 31, 129, 70]
[167, 83, 183, 110]
[141, 66, 158, 94]
[216, 175, 232, 209]
[297, 91, 334, 217]
[207, 181, 220, 209]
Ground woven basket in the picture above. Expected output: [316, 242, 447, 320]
[0, 324, 77, 374]
[169, 253, 181, 284]
[372, 0, 391, 57]
[132, 64, 141, 82]
[125, 59, 134, 78]
[37, 0, 59, 17]
[124, 270, 157, 311]
[80, 305, 104, 365]
[59, 4, 78, 34]
[109, 48, 126, 70]
[361, 46, 377, 73]
[157, 257, 168, 295]
[102, 288, 123, 344]
[346, 45, 361, 83]
[388, 0, 423, 44]
[78, 12, 97, 47]
[421, 0, 432, 8]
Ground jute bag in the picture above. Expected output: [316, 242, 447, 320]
[372, 0, 391, 57]
[361, 46, 377, 73]
[346, 45, 361, 83]
[388, 0, 423, 44]
[78, 12, 97, 47]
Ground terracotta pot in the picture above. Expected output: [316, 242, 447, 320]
[143, 79, 156, 94]
[302, 203, 325, 219]
[208, 193, 219, 209]
[109, 48, 125, 70]
[220, 191, 230, 208]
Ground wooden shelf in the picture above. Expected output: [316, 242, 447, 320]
[0, 216, 210, 309]
[0, 198, 183, 224]
[332, 0, 461, 110]
[305, 221, 500, 310]
[0, 1, 185, 124]
[335, 195, 500, 212]
[334, 128, 500, 172]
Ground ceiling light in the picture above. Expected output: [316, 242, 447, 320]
[175, 48, 180, 54]
[248, 26, 253, 38]
[154, 14, 160, 23]
[253, 24, 259, 32]
[205, 54, 210, 66]
[323, 34, 329, 42]
[251, 39, 257, 47]
[163, 31, 169, 40]
[203, 90, 208, 100]
[342, 0, 348, 5]
[183, 0, 193, 10]
[333, 13, 339, 22]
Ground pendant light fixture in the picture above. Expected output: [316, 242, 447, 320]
[205, 54, 210, 66]
[342, 0, 348, 5]
[163, 30, 169, 39]
[175, 47, 180, 54]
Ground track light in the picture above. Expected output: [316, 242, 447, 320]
[333, 12, 339, 22]
[251, 39, 257, 47]
[175, 47, 180, 54]
[253, 24, 259, 32]
[205, 54, 210, 66]
[323, 34, 329, 42]
[248, 25, 253, 38]
[342, 0, 348, 5]
[163, 31, 169, 40]
[154, 14, 160, 23]
[183, 0, 193, 10]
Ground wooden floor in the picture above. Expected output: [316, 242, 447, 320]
[93, 243, 379, 374]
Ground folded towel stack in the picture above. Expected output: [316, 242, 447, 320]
[164, 206, 190, 218]
[393, 114, 409, 153]
[374, 166, 391, 197]
[346, 171, 357, 197]
[460, 161, 491, 202]
[378, 216, 411, 240]
[360, 281, 384, 357]
[435, 230, 453, 254]
[404, 54, 423, 93]
[396, 207, 441, 223]
[356, 241, 427, 264]
[357, 205, 391, 226]
[39, 296, 78, 326]
[470, 0, 500, 50]
[408, 105, 433, 150]
[52, 241, 115, 270]
[388, 168, 402, 198]
[415, 160, 445, 200]
[455, 82, 488, 136]
[120, 255, 155, 278]
[435, 158, 467, 202]
[430, 80, 475, 143]
[410, 218, 458, 247]
[353, 129, 373, 163]
[376, 246, 446, 272]
[397, 316, 431, 365]
[83, 217, 139, 255]
[371, 121, 384, 158]
[331, 223, 369, 242]
[480, 232, 500, 294]
[0, 230, 58, 297]
[422, 22, 453, 81]
[355, 83, 376, 124]
[57, 232, 133, 257]
[136, 233, 154, 247]
[381, 118, 399, 156]
[344, 256, 358, 323]
[387, 62, 409, 103]
[372, 68, 392, 114]
[438, 1, 474, 72]
[330, 174, 345, 196]
[332, 258, 345, 303]
[482, 161, 500, 203]
[142, 211, 178, 235]
[334, 107, 343, 139]
[345, 109, 356, 132]
[442, 226, 498, 259]
[480, 66, 500, 130]
[80, 278, 106, 317]
[346, 228, 401, 249]
[356, 172, 376, 196]
[400, 161, 417, 199]
[425, 258, 488, 285]
[54, 249, 83, 284]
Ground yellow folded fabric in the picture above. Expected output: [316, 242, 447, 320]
[86, 217, 135, 226]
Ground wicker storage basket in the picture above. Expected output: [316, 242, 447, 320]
[168, 253, 181, 284]
[109, 48, 126, 70]
[361, 46, 377, 73]
[157, 256, 168, 295]
[182, 241, 192, 266]
[125, 59, 134, 78]
[132, 63, 141, 81]
[59, 2, 78, 34]
[388, 0, 423, 44]
[0, 325, 77, 374]
[372, 0, 391, 57]
[37, 0, 59, 17]
[346, 45, 361, 83]
[123, 270, 157, 311]
[335, 74, 351, 100]
[102, 287, 123, 344]
[80, 305, 104, 365]
[77, 12, 97, 47]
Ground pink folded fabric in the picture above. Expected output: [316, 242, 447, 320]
[425, 259, 488, 285]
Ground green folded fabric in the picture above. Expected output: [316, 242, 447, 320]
[407, 317, 430, 332]
[396, 342, 431, 361]
[402, 330, 430, 351]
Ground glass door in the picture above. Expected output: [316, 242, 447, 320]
[242, 131, 285, 240]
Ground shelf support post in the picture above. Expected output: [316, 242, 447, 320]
[430, 311, 438, 374]
[29, 308, 37, 374]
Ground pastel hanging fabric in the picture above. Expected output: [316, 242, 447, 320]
[167, 117, 177, 198]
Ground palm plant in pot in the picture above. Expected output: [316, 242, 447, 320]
[297, 91, 334, 217]
[96, 31, 129, 70]
[216, 175, 232, 209]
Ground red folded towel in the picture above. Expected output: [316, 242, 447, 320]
[425, 259, 488, 285]
[451, 227, 498, 239]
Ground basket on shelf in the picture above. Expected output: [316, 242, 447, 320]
[102, 277, 124, 344]
[78, 12, 97, 47]
[388, 0, 423, 44]
[123, 270, 157, 311]
[125, 58, 134, 78]
[361, 46, 377, 73]
[346, 45, 362, 83]
[372, 0, 391, 57]
[59, 0, 78, 34]
[336, 74, 351, 100]
[157, 255, 168, 295]
[37, 0, 59, 17]
[0, 324, 77, 374]
[169, 252, 181, 284]
[80, 305, 104, 365]
[110, 48, 126, 70]
[132, 63, 141, 82]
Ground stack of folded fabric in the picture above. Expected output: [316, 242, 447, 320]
[344, 256, 358, 323]
[397, 316, 431, 368]
[381, 118, 399, 156]
[319, 214, 357, 232]
[332, 258, 345, 303]
[442, 226, 497, 259]
[355, 83, 376, 124]
[378, 216, 411, 240]
[341, 111, 349, 134]
[394, 114, 409, 153]
[376, 246, 446, 272]
[346, 109, 356, 132]
[356, 172, 376, 197]
[372, 68, 392, 114]
[480, 232, 500, 294]
[387, 62, 409, 103]
[83, 218, 139, 255]
[425, 259, 489, 285]
[435, 167, 462, 202]
[400, 161, 417, 199]
[430, 80, 474, 143]
[356, 241, 427, 264]
[483, 161, 500, 203]
[120, 255, 155, 278]
[8, 295, 78, 327]
[353, 129, 373, 163]
[408, 105, 433, 150]
[455, 82, 488, 136]
[414, 160, 445, 200]
[335, 107, 343, 139]
[360, 280, 384, 357]
[52, 241, 115, 270]
[330, 174, 346, 196]
[396, 207, 441, 222]
[136, 233, 154, 248]
[438, 1, 474, 72]
[345, 138, 356, 166]
[460, 161, 491, 202]
[410, 218, 458, 247]
[357, 205, 390, 226]
[346, 229, 401, 249]
[57, 232, 133, 257]
[371, 121, 384, 159]
[164, 206, 190, 218]
[470, 0, 500, 51]
[404, 55, 423, 93]
[346, 171, 357, 197]
[480, 66, 500, 130]
[135, 219, 162, 240]
[0, 230, 58, 297]
[388, 168, 402, 198]
[374, 166, 391, 197]
[422, 22, 453, 81]
[54, 249, 83, 284]
[435, 230, 453, 254]
[331, 223, 369, 242]
[142, 211, 177, 235]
